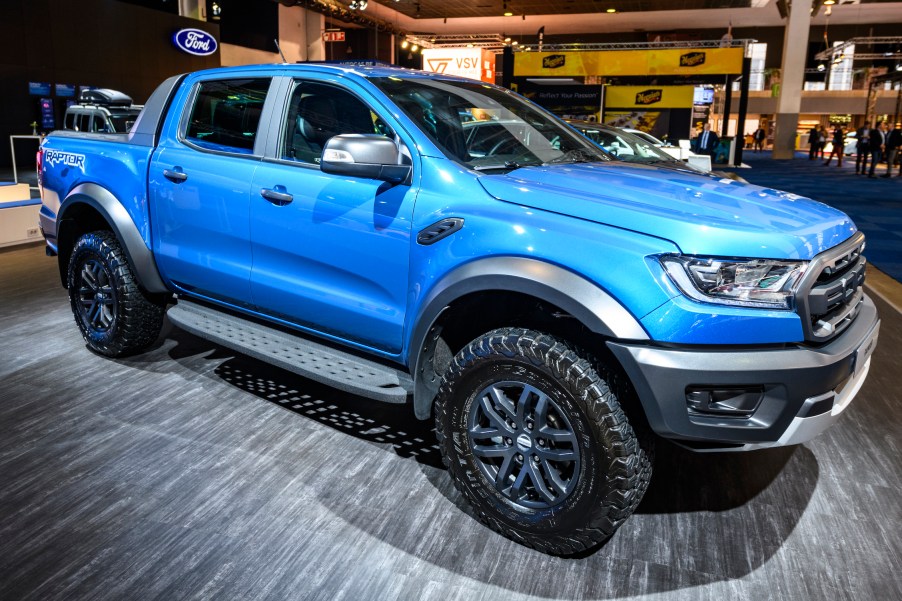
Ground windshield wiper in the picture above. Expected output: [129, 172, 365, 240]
[471, 159, 541, 172]
[544, 148, 605, 165]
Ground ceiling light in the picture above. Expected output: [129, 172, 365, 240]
[512, 40, 518, 45]
[411, 43, 419, 51]
[467, 43, 474, 47]
[606, 7, 616, 13]
[823, 0, 835, 5]
[504, 36, 511, 42]
[401, 39, 409, 49]
[503, 2, 513, 16]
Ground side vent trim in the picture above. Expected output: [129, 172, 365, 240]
[417, 218, 464, 245]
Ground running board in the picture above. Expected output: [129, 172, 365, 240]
[166, 300, 413, 404]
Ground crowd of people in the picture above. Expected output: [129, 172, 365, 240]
[808, 121, 901, 178]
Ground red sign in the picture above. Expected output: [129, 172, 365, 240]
[322, 31, 345, 42]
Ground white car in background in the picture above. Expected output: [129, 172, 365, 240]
[622, 128, 711, 171]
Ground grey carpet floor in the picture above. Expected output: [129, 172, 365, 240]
[1, 243, 900, 601]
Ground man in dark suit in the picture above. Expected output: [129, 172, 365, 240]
[696, 123, 719, 157]
[868, 121, 888, 178]
[753, 126, 766, 152]
[883, 123, 901, 178]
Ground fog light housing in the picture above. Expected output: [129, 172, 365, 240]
[686, 386, 764, 418]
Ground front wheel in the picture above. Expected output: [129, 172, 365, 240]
[67, 230, 166, 357]
[435, 328, 652, 555]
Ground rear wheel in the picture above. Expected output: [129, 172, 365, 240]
[67, 231, 165, 357]
[435, 328, 652, 555]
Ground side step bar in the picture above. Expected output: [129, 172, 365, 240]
[166, 299, 413, 404]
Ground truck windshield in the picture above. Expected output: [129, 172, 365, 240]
[371, 77, 611, 172]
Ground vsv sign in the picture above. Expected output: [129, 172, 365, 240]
[173, 29, 218, 56]
[421, 48, 495, 83]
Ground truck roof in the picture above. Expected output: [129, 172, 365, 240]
[184, 62, 481, 84]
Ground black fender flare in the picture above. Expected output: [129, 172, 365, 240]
[409, 256, 649, 419]
[58, 182, 168, 293]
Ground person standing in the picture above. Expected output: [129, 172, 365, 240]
[816, 126, 828, 159]
[855, 123, 871, 175]
[868, 121, 888, 178]
[824, 125, 845, 167]
[753, 126, 766, 152]
[808, 125, 820, 160]
[696, 123, 719, 157]
[883, 123, 901, 178]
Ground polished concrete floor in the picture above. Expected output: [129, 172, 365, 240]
[1, 242, 900, 601]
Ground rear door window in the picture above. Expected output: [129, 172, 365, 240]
[184, 78, 271, 154]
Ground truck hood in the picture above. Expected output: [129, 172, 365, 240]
[477, 162, 856, 260]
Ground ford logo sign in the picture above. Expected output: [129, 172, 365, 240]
[173, 28, 218, 56]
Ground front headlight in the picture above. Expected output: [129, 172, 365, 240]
[660, 255, 808, 309]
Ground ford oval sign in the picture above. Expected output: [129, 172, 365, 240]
[173, 28, 218, 56]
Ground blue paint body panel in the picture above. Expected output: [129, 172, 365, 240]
[38, 62, 865, 362]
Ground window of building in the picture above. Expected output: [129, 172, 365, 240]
[749, 43, 767, 92]
[828, 42, 854, 91]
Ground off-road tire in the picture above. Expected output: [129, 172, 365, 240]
[435, 328, 652, 555]
[67, 230, 165, 357]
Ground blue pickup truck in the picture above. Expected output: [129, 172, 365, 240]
[38, 64, 880, 555]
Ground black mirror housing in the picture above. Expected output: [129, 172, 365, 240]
[320, 134, 411, 184]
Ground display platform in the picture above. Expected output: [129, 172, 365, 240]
[0, 182, 42, 248]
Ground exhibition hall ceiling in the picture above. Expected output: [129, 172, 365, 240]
[379, 0, 899, 21]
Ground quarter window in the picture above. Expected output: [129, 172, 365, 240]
[185, 78, 270, 154]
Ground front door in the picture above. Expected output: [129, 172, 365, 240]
[249, 79, 416, 355]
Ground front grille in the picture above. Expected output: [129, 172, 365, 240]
[796, 232, 867, 343]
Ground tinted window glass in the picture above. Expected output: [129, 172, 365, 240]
[282, 81, 386, 165]
[185, 78, 270, 154]
[371, 77, 610, 172]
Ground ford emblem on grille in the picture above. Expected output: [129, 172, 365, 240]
[173, 28, 218, 56]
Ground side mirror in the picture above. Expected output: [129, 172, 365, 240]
[320, 134, 411, 184]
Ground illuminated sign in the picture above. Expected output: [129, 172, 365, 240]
[323, 31, 345, 42]
[422, 48, 495, 83]
[172, 28, 218, 56]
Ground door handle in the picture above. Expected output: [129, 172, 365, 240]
[260, 186, 293, 205]
[163, 168, 188, 183]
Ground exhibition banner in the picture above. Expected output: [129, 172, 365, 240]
[515, 47, 744, 77]
[605, 86, 694, 109]
[422, 48, 495, 83]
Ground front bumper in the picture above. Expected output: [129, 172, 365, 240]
[608, 294, 880, 451]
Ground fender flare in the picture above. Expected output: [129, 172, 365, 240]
[409, 256, 648, 419]
[58, 182, 168, 293]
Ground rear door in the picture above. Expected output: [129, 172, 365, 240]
[248, 77, 417, 355]
[150, 75, 275, 308]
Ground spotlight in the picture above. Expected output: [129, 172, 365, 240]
[503, 1, 513, 16]
[401, 39, 409, 49]
[823, 0, 835, 5]
[606, 7, 616, 13]
[411, 43, 419, 51]
[817, 63, 826, 72]
[504, 36, 511, 42]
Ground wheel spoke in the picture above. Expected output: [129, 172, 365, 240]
[81, 264, 99, 291]
[535, 447, 577, 462]
[489, 386, 517, 420]
[494, 453, 517, 488]
[480, 393, 515, 434]
[469, 425, 502, 440]
[539, 426, 577, 444]
[526, 461, 557, 503]
[539, 458, 570, 496]
[473, 443, 513, 459]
